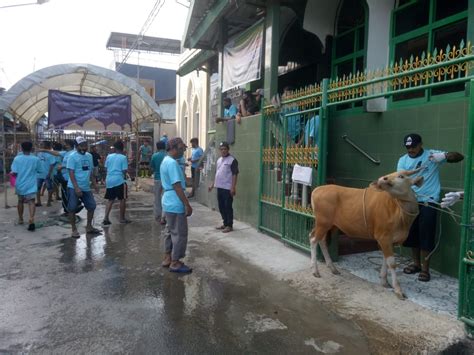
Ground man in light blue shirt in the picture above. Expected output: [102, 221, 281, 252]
[151, 141, 167, 224]
[103, 140, 129, 225]
[36, 141, 56, 207]
[216, 97, 238, 123]
[11, 141, 41, 231]
[302, 115, 320, 147]
[67, 136, 101, 238]
[187, 137, 204, 198]
[397, 133, 463, 282]
[139, 140, 152, 178]
[160, 137, 193, 274]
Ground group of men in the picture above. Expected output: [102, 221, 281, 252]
[11, 137, 130, 237]
[149, 136, 239, 273]
[11, 134, 240, 276]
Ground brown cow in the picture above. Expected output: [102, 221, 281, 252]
[309, 170, 423, 299]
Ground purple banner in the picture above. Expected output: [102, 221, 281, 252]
[48, 90, 132, 130]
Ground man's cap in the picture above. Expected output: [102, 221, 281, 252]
[219, 141, 229, 148]
[404, 133, 422, 148]
[253, 88, 264, 96]
[167, 137, 186, 150]
[75, 136, 87, 145]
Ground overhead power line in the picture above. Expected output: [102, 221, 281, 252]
[116, 0, 166, 71]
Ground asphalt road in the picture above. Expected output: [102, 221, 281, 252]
[0, 191, 373, 353]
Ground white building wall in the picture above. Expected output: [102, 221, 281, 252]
[176, 49, 210, 151]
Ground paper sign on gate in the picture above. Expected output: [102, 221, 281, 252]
[292, 164, 312, 186]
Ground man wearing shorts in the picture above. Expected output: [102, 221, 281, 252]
[67, 136, 101, 238]
[36, 141, 56, 207]
[11, 141, 41, 231]
[103, 140, 130, 225]
[139, 140, 152, 177]
[397, 133, 463, 282]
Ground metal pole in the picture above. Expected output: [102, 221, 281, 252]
[135, 121, 140, 192]
[1, 111, 8, 208]
[458, 78, 474, 336]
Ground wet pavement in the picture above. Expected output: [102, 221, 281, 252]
[0, 191, 371, 353]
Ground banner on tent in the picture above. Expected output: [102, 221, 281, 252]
[222, 21, 263, 92]
[48, 90, 132, 131]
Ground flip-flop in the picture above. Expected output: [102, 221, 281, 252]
[169, 264, 192, 274]
[86, 228, 102, 235]
[418, 271, 431, 282]
[71, 231, 80, 238]
[403, 264, 421, 274]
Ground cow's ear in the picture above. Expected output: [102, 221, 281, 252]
[412, 176, 424, 187]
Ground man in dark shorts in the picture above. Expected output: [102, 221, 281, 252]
[67, 137, 101, 238]
[397, 133, 463, 282]
[103, 140, 130, 225]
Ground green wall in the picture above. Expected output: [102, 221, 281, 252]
[196, 115, 261, 228]
[327, 98, 469, 277]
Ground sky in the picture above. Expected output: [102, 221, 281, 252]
[0, 0, 189, 89]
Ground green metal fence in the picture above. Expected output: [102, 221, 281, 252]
[258, 41, 474, 335]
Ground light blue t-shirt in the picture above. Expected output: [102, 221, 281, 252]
[191, 147, 204, 168]
[151, 151, 166, 180]
[53, 152, 64, 175]
[61, 150, 74, 181]
[280, 106, 301, 142]
[177, 156, 186, 173]
[140, 145, 152, 162]
[11, 154, 41, 196]
[67, 151, 93, 191]
[304, 115, 320, 146]
[36, 152, 56, 179]
[397, 148, 445, 202]
[224, 104, 238, 118]
[160, 155, 186, 214]
[105, 153, 128, 188]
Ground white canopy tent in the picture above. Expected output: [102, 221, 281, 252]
[0, 63, 162, 130]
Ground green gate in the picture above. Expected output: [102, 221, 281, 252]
[258, 41, 474, 335]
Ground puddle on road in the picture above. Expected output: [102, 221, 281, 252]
[52, 213, 369, 353]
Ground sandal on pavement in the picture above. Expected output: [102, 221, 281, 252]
[222, 226, 233, 233]
[215, 225, 226, 230]
[27, 223, 35, 232]
[418, 271, 431, 282]
[71, 231, 80, 238]
[86, 227, 102, 235]
[119, 219, 132, 224]
[169, 264, 193, 274]
[102, 220, 112, 226]
[403, 264, 421, 274]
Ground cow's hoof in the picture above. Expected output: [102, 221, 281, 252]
[395, 292, 406, 300]
[313, 271, 321, 278]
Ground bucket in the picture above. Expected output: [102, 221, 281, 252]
[9, 173, 16, 187]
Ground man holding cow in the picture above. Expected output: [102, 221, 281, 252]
[397, 133, 464, 282]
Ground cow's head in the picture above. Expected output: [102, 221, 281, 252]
[370, 170, 423, 198]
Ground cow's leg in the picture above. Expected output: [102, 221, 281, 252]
[378, 239, 405, 299]
[380, 256, 390, 288]
[319, 237, 340, 275]
[386, 255, 405, 299]
[310, 235, 320, 278]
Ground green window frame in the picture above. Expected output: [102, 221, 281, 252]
[331, 0, 368, 111]
[390, 0, 468, 105]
